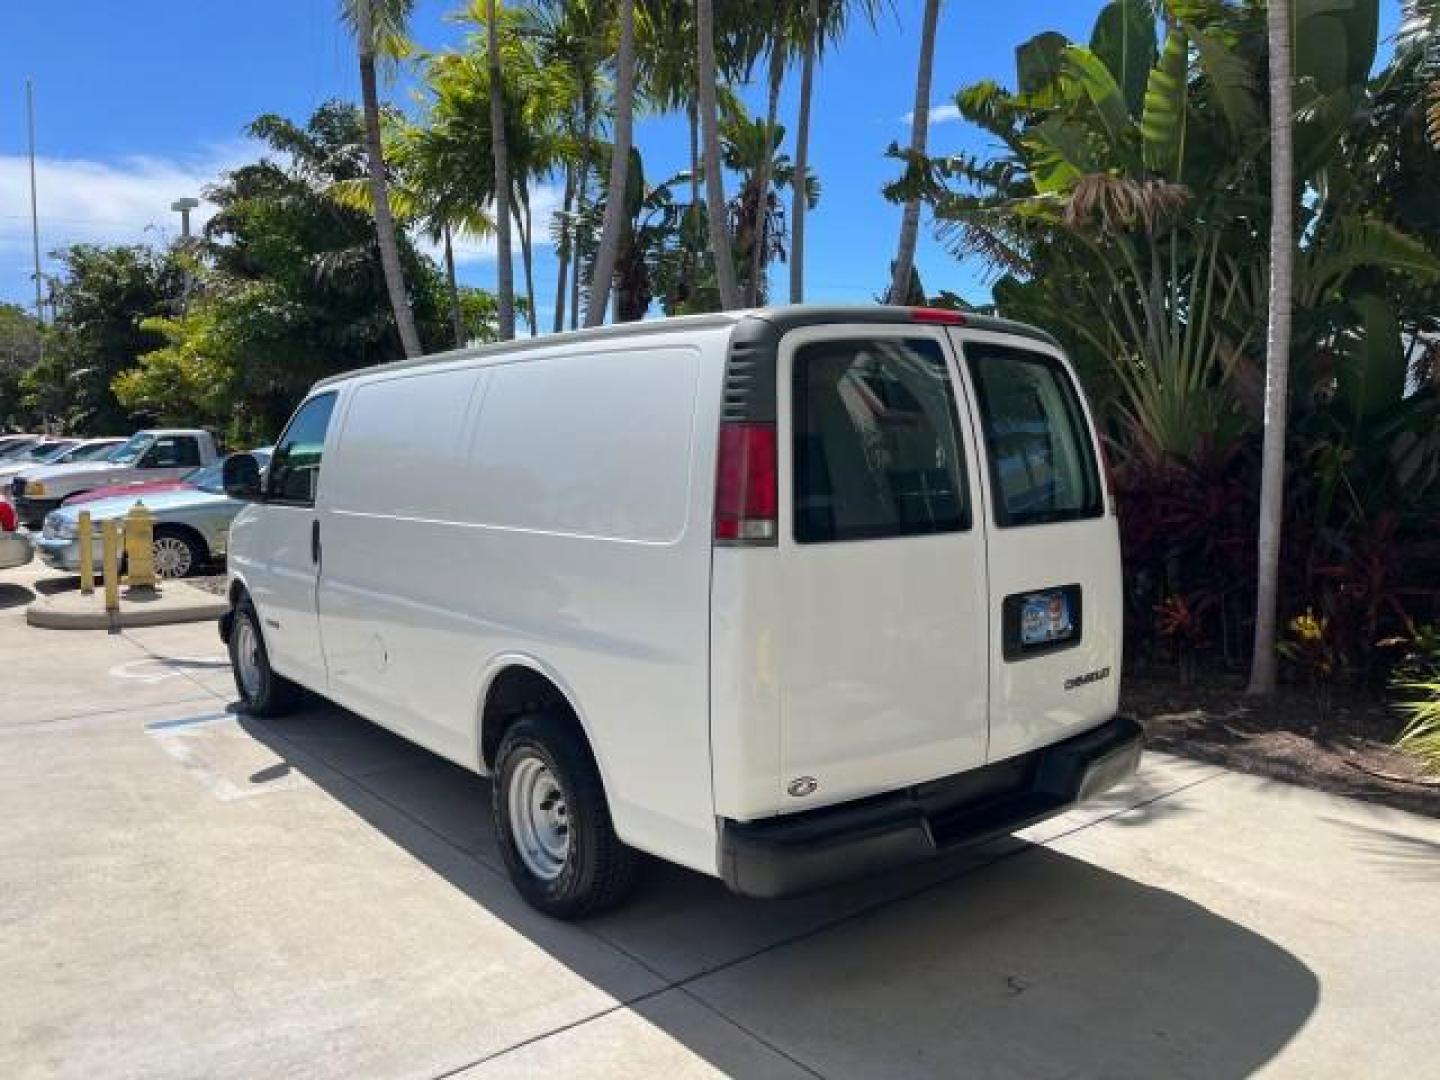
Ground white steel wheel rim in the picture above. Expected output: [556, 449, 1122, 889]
[234, 617, 263, 698]
[508, 755, 571, 882]
[152, 535, 192, 578]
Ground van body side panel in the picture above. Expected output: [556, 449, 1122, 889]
[316, 337, 724, 875]
[708, 547, 784, 821]
[950, 329, 1123, 763]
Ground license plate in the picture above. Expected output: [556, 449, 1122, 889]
[1019, 589, 1074, 647]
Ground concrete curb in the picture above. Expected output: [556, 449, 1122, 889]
[26, 584, 227, 630]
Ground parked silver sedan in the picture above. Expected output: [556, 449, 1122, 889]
[34, 449, 272, 579]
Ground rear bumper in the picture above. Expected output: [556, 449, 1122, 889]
[719, 715, 1142, 899]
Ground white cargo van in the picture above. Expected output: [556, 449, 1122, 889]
[220, 307, 1140, 917]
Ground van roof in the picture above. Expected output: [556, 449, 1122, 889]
[311, 305, 1061, 392]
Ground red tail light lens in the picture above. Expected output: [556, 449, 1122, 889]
[714, 422, 778, 545]
[0, 502, 15, 532]
[909, 307, 966, 325]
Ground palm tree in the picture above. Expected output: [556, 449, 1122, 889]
[341, 0, 423, 358]
[790, 0, 819, 303]
[887, 0, 941, 305]
[746, 9, 791, 306]
[697, 0, 741, 310]
[587, 0, 638, 326]
[789, 0, 883, 304]
[487, 0, 516, 340]
[1248, 0, 1296, 696]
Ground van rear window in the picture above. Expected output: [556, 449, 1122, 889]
[792, 337, 970, 543]
[966, 344, 1103, 527]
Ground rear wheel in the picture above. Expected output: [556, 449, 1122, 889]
[152, 526, 205, 579]
[493, 713, 639, 918]
[228, 599, 301, 717]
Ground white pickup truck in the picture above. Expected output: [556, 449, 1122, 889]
[10, 429, 220, 529]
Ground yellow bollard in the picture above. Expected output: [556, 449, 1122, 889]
[77, 510, 94, 596]
[101, 520, 121, 617]
[123, 501, 157, 593]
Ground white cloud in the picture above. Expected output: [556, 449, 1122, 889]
[0, 144, 565, 304]
[0, 143, 256, 262]
[900, 103, 962, 126]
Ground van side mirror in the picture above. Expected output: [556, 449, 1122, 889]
[223, 453, 263, 501]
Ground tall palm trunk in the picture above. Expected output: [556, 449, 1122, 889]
[697, 0, 741, 310]
[487, 0, 515, 340]
[687, 100, 701, 305]
[571, 88, 594, 330]
[790, 0, 818, 304]
[747, 41, 786, 307]
[553, 162, 575, 333]
[443, 222, 464, 347]
[1248, 0, 1296, 696]
[888, 0, 941, 305]
[358, 42, 422, 358]
[519, 194, 538, 337]
[587, 0, 637, 326]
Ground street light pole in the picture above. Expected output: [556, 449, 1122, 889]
[26, 78, 43, 328]
[170, 197, 199, 240]
[170, 197, 200, 314]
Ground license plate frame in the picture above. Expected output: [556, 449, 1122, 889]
[1002, 583, 1083, 661]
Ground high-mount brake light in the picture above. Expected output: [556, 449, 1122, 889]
[714, 422, 778, 545]
[908, 307, 967, 325]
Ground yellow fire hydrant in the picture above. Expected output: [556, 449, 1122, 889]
[123, 501, 158, 593]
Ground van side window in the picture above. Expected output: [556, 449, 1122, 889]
[267, 393, 337, 506]
[793, 337, 971, 543]
[966, 344, 1103, 527]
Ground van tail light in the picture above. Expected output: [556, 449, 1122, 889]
[714, 422, 778, 545]
[0, 501, 14, 532]
[908, 307, 966, 325]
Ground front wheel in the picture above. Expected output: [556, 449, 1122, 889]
[152, 526, 205, 579]
[493, 714, 639, 918]
[227, 600, 301, 717]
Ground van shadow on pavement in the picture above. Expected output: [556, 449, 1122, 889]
[236, 700, 1319, 1078]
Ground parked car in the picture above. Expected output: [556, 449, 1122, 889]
[35, 449, 272, 579]
[219, 306, 1138, 918]
[62, 444, 242, 508]
[0, 438, 125, 489]
[10, 429, 219, 529]
[0, 500, 32, 570]
[0, 435, 43, 462]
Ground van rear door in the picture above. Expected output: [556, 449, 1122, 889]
[775, 327, 991, 809]
[952, 331, 1123, 763]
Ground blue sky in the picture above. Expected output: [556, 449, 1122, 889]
[0, 1, 1404, 330]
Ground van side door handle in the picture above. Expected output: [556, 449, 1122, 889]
[311, 519, 321, 567]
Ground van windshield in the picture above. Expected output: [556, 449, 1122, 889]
[966, 343, 1103, 527]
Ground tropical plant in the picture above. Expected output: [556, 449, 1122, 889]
[720, 99, 820, 305]
[486, 0, 516, 339]
[340, 0, 423, 358]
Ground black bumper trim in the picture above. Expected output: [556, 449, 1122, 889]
[719, 715, 1143, 899]
[15, 497, 61, 531]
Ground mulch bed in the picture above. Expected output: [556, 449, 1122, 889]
[1124, 667, 1440, 818]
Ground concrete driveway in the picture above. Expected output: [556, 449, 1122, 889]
[2, 559, 1437, 1079]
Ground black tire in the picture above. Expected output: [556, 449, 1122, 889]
[152, 525, 206, 579]
[493, 713, 639, 918]
[227, 599, 301, 717]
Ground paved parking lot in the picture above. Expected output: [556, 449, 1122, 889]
[3, 557, 1438, 1079]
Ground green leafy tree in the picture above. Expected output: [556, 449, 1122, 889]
[0, 303, 43, 429]
[26, 245, 183, 434]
